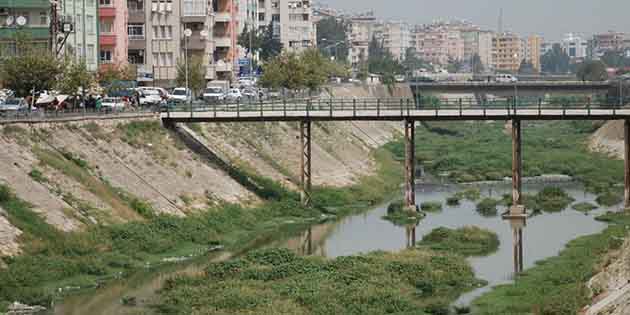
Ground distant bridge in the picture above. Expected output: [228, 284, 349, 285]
[410, 81, 614, 98]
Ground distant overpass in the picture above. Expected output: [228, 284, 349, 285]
[410, 81, 614, 98]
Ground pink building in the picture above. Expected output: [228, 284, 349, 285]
[99, 0, 128, 70]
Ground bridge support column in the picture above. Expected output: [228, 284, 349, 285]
[404, 119, 416, 210]
[625, 120, 630, 208]
[300, 120, 312, 207]
[503, 119, 526, 274]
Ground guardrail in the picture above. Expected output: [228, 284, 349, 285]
[0, 107, 157, 124]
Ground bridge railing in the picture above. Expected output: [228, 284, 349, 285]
[0, 106, 156, 123]
[162, 96, 626, 116]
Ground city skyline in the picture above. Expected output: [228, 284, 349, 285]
[320, 0, 630, 41]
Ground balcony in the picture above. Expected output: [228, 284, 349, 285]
[182, 34, 208, 50]
[214, 12, 231, 23]
[214, 61, 232, 72]
[205, 66, 215, 80]
[128, 37, 146, 50]
[214, 36, 231, 48]
[99, 7, 116, 18]
[100, 34, 116, 46]
[0, 0, 48, 8]
[128, 10, 145, 23]
[0, 27, 49, 40]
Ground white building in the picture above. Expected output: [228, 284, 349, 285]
[561, 33, 588, 59]
[257, 0, 317, 53]
[60, 0, 99, 71]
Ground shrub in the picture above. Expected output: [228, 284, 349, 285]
[535, 187, 575, 212]
[387, 200, 404, 214]
[419, 226, 499, 257]
[572, 202, 597, 213]
[446, 195, 461, 206]
[476, 198, 499, 217]
[455, 188, 481, 201]
[596, 191, 623, 207]
[421, 201, 443, 212]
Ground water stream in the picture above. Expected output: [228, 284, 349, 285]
[54, 180, 616, 314]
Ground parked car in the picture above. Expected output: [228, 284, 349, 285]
[225, 88, 243, 102]
[202, 87, 225, 102]
[0, 98, 27, 112]
[101, 97, 126, 110]
[495, 74, 518, 83]
[171, 88, 192, 102]
[138, 89, 163, 106]
[241, 88, 258, 100]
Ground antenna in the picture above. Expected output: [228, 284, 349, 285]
[498, 8, 503, 33]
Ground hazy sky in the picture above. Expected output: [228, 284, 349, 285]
[321, 0, 630, 41]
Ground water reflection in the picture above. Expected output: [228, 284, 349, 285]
[405, 225, 418, 248]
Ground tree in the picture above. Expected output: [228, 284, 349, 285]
[176, 56, 205, 97]
[0, 52, 61, 98]
[402, 48, 430, 74]
[98, 64, 135, 96]
[576, 60, 608, 81]
[518, 60, 537, 75]
[316, 17, 349, 62]
[57, 60, 94, 97]
[237, 25, 262, 55]
[259, 23, 283, 61]
[541, 43, 570, 74]
[446, 58, 464, 73]
[471, 54, 485, 74]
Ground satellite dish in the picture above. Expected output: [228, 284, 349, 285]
[184, 28, 192, 37]
[6, 16, 14, 26]
[16, 16, 26, 26]
[199, 30, 208, 38]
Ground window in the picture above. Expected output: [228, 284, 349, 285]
[128, 50, 145, 64]
[86, 15, 94, 34]
[153, 25, 172, 39]
[128, 23, 145, 39]
[100, 20, 113, 33]
[99, 0, 112, 6]
[39, 11, 47, 25]
[258, 13, 265, 22]
[87, 44, 95, 64]
[153, 52, 173, 66]
[100, 50, 112, 63]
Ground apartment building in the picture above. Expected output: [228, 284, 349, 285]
[593, 31, 626, 56]
[414, 27, 448, 65]
[561, 33, 587, 59]
[0, 0, 51, 58]
[347, 13, 376, 68]
[492, 32, 522, 73]
[57, 0, 98, 71]
[381, 21, 411, 61]
[98, 0, 127, 71]
[524, 34, 542, 72]
[257, 0, 316, 53]
[462, 30, 493, 71]
[127, 0, 236, 86]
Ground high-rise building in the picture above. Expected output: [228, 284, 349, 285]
[525, 34, 542, 72]
[414, 27, 449, 65]
[493, 32, 522, 73]
[462, 30, 493, 71]
[347, 13, 376, 68]
[380, 21, 412, 61]
[257, 0, 316, 53]
[593, 31, 626, 54]
[97, 0, 127, 72]
[0, 0, 51, 58]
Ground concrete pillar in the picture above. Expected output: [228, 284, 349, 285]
[300, 120, 312, 206]
[404, 120, 416, 209]
[511, 119, 523, 214]
[625, 120, 630, 208]
[509, 218, 526, 274]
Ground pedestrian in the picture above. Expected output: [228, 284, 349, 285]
[95, 96, 102, 112]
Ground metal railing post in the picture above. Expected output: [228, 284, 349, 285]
[353, 98, 357, 117]
[329, 98, 333, 117]
[407, 98, 411, 117]
[307, 99, 311, 118]
[538, 98, 542, 115]
[213, 102, 217, 118]
[400, 99, 404, 116]
[283, 98, 287, 117]
[377, 99, 381, 117]
[587, 97, 591, 115]
[459, 98, 462, 116]
[237, 99, 240, 118]
[260, 98, 263, 117]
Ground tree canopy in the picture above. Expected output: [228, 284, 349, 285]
[316, 17, 349, 62]
[518, 60, 537, 75]
[237, 22, 282, 62]
[0, 52, 61, 97]
[541, 44, 570, 74]
[576, 60, 608, 81]
[176, 56, 205, 97]
[57, 59, 94, 96]
[367, 36, 403, 77]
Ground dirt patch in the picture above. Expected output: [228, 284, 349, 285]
[0, 207, 22, 257]
[589, 120, 625, 159]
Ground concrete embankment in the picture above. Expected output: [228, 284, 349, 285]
[0, 84, 408, 258]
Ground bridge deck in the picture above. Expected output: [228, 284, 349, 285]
[160, 99, 630, 122]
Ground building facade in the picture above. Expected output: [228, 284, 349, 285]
[257, 0, 316, 53]
[347, 13, 376, 68]
[98, 0, 127, 71]
[561, 33, 587, 59]
[0, 0, 51, 58]
[380, 21, 411, 61]
[493, 32, 521, 73]
[593, 31, 626, 55]
[525, 34, 542, 72]
[462, 30, 493, 71]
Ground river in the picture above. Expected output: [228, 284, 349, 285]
[54, 180, 616, 314]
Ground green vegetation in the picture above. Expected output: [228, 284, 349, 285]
[382, 200, 424, 226]
[155, 247, 483, 315]
[421, 201, 443, 212]
[476, 198, 499, 217]
[572, 202, 598, 213]
[534, 187, 575, 212]
[27, 168, 47, 184]
[385, 121, 623, 198]
[596, 191, 623, 207]
[473, 211, 630, 314]
[418, 226, 500, 257]
[454, 188, 482, 202]
[446, 196, 461, 206]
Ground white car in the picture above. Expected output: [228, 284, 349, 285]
[101, 97, 126, 110]
[203, 87, 225, 102]
[138, 89, 163, 106]
[171, 88, 192, 102]
[0, 98, 27, 112]
[495, 74, 518, 83]
[225, 89, 242, 102]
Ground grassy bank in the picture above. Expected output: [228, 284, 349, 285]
[0, 145, 401, 311]
[473, 211, 630, 314]
[154, 227, 499, 315]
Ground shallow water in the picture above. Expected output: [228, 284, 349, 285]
[54, 181, 615, 314]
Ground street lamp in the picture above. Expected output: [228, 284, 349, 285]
[184, 28, 192, 105]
